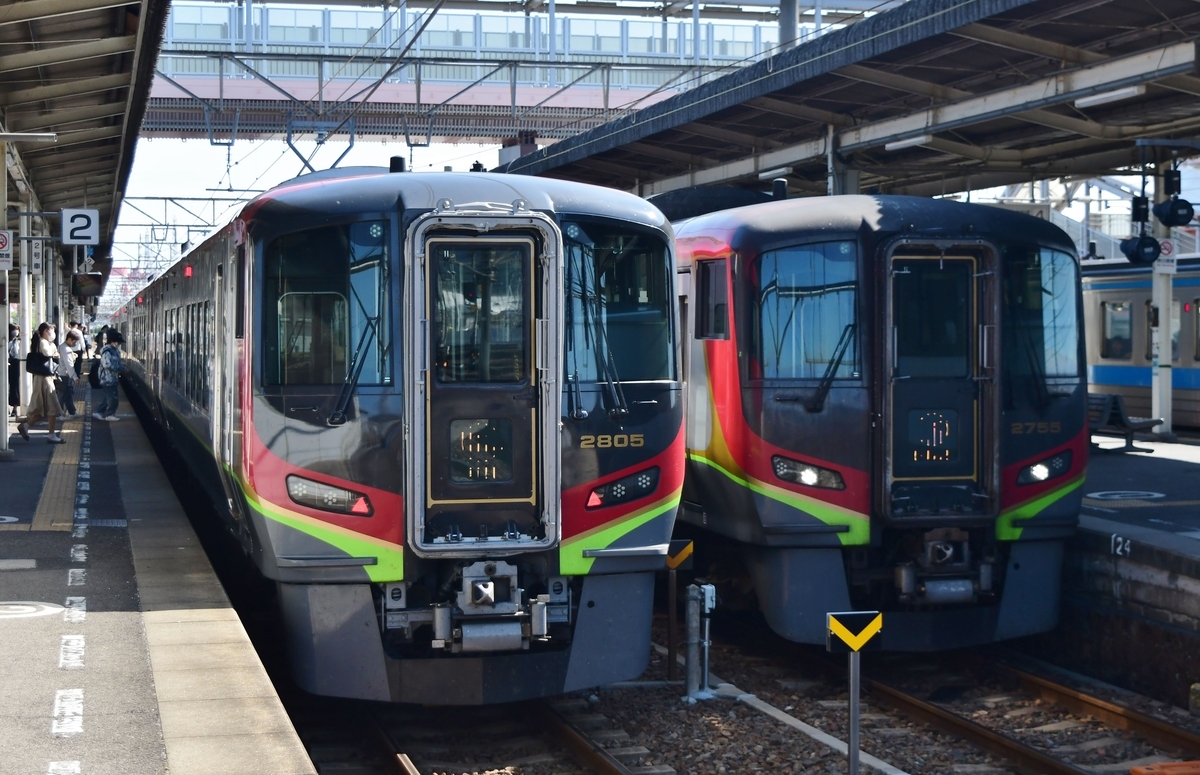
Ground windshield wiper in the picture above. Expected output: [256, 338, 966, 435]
[806, 323, 855, 413]
[581, 285, 628, 420]
[328, 316, 380, 425]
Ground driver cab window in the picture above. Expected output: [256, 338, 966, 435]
[264, 221, 391, 385]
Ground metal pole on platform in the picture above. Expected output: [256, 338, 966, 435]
[667, 567, 678, 681]
[849, 651, 861, 775]
[684, 584, 701, 697]
[692, 1, 700, 66]
[0, 139, 10, 461]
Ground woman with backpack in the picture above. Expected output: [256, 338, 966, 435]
[17, 322, 65, 443]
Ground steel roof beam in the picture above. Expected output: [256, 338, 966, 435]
[32, 158, 119, 184]
[10, 102, 128, 131]
[35, 174, 115, 198]
[0, 35, 137, 75]
[21, 125, 122, 151]
[744, 96, 854, 128]
[0, 0, 137, 27]
[0, 73, 130, 107]
[625, 140, 718, 166]
[678, 121, 783, 151]
[838, 40, 1198, 152]
[24, 142, 119, 168]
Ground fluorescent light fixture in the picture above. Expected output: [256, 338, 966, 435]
[0, 132, 57, 142]
[757, 167, 791, 181]
[884, 134, 932, 152]
[1074, 84, 1145, 109]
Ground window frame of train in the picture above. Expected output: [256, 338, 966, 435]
[262, 219, 393, 391]
[1144, 298, 1181, 362]
[1100, 300, 1133, 360]
[696, 258, 729, 340]
[741, 238, 860, 382]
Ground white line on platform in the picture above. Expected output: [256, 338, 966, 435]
[51, 689, 83, 736]
[76, 481, 89, 492]
[71, 525, 87, 539]
[0, 559, 37, 570]
[1083, 504, 1118, 514]
[48, 762, 80, 775]
[67, 569, 86, 586]
[70, 545, 87, 563]
[64, 597, 86, 624]
[59, 636, 84, 669]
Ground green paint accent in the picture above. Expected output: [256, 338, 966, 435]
[688, 452, 870, 546]
[559, 494, 682, 575]
[995, 474, 1085, 541]
[241, 482, 405, 582]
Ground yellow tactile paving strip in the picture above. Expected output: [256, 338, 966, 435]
[0, 417, 86, 532]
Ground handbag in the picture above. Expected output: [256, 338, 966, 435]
[26, 351, 54, 377]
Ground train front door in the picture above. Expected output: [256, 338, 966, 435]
[886, 252, 995, 516]
[422, 237, 541, 546]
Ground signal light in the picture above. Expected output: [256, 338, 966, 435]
[1120, 235, 1161, 264]
[1153, 197, 1195, 227]
[184, 265, 193, 278]
[1132, 195, 1149, 223]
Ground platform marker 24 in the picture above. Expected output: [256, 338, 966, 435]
[827, 611, 883, 775]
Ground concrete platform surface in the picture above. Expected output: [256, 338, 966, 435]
[0, 386, 315, 775]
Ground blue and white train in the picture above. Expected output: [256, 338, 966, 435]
[1082, 255, 1200, 428]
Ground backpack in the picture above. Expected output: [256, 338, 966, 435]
[88, 357, 101, 389]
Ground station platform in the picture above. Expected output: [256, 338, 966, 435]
[0, 386, 315, 775]
[1018, 433, 1200, 709]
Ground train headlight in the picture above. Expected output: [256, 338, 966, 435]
[586, 467, 660, 509]
[286, 475, 373, 516]
[1016, 450, 1073, 485]
[772, 456, 845, 490]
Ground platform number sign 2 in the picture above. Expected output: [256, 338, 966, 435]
[61, 209, 100, 246]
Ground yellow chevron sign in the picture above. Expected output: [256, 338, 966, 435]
[826, 611, 883, 653]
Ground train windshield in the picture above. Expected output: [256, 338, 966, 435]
[562, 220, 674, 382]
[1002, 246, 1080, 401]
[263, 221, 391, 386]
[745, 240, 859, 381]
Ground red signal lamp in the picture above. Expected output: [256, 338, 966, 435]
[184, 265, 193, 278]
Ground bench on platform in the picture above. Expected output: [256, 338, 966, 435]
[1087, 393, 1163, 453]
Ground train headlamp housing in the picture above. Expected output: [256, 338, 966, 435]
[772, 456, 845, 490]
[286, 475, 373, 516]
[1016, 450, 1073, 485]
[586, 467, 659, 509]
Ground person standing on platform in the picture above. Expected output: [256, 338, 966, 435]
[7, 324, 20, 418]
[17, 322, 65, 444]
[94, 332, 126, 422]
[69, 321, 85, 378]
[57, 329, 81, 418]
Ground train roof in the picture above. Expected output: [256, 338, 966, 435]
[243, 169, 670, 234]
[672, 195, 1076, 264]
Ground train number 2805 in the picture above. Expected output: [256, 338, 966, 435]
[1011, 422, 1061, 434]
[579, 434, 644, 449]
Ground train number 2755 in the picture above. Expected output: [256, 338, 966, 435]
[1011, 422, 1061, 434]
[579, 434, 644, 449]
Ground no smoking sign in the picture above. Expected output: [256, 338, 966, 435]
[0, 230, 12, 271]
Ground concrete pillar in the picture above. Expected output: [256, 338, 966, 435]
[1, 140, 10, 460]
[1151, 165, 1174, 436]
[780, 0, 798, 49]
[692, 1, 700, 66]
[18, 193, 29, 407]
[826, 124, 859, 195]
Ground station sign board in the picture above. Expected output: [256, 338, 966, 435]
[0, 230, 11, 271]
[61, 209, 100, 246]
[31, 236, 42, 272]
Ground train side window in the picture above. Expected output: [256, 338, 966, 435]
[696, 259, 728, 340]
[1100, 301, 1132, 360]
[1195, 299, 1200, 361]
[235, 246, 246, 340]
[1144, 299, 1181, 362]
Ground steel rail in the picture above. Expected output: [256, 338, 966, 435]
[970, 655, 1200, 759]
[362, 709, 422, 775]
[536, 701, 636, 775]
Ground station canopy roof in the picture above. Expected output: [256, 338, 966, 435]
[499, 0, 1200, 198]
[1, 0, 170, 283]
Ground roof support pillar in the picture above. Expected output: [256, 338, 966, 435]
[0, 140, 9, 459]
[780, 0, 798, 50]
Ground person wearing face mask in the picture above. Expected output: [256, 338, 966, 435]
[17, 322, 65, 443]
[7, 324, 20, 418]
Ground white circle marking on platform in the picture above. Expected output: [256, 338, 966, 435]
[1087, 491, 1166, 501]
[0, 602, 65, 619]
[0, 516, 17, 523]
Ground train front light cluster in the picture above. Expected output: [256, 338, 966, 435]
[286, 475, 373, 516]
[586, 467, 660, 509]
[1016, 450, 1073, 485]
[772, 456, 845, 490]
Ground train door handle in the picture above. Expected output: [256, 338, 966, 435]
[288, 405, 319, 413]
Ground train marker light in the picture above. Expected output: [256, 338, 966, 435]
[184, 265, 193, 278]
[1017, 450, 1072, 485]
[286, 474, 374, 516]
[586, 467, 659, 509]
[772, 456, 845, 490]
